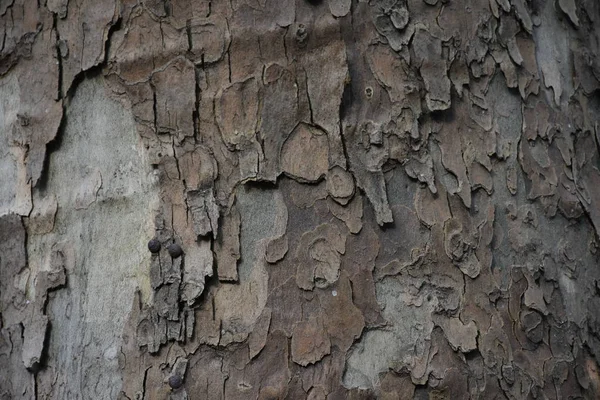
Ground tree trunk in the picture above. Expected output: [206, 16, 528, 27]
[1, 0, 600, 398]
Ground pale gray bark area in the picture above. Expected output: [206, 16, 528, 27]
[28, 77, 158, 399]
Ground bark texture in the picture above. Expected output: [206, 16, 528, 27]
[1, 0, 600, 399]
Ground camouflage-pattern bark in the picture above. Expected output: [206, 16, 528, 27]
[1, 0, 600, 399]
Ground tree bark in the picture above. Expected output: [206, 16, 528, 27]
[1, 0, 600, 399]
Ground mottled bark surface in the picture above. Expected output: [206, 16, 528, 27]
[1, 0, 600, 399]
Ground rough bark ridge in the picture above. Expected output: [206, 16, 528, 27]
[1, 0, 600, 399]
